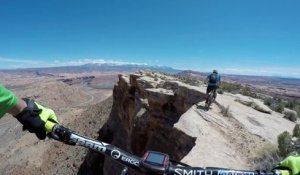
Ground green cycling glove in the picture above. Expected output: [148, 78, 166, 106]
[15, 98, 59, 139]
[35, 102, 59, 133]
[274, 155, 300, 175]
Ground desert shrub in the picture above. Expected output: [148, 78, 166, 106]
[264, 97, 286, 113]
[284, 110, 298, 122]
[264, 97, 273, 106]
[217, 89, 223, 94]
[291, 138, 300, 155]
[285, 100, 297, 109]
[145, 71, 152, 77]
[294, 105, 300, 117]
[154, 74, 158, 78]
[221, 105, 233, 117]
[254, 144, 281, 171]
[276, 127, 300, 158]
[271, 102, 285, 113]
[293, 124, 300, 138]
[275, 103, 285, 113]
[177, 76, 200, 86]
[160, 76, 167, 80]
[145, 72, 161, 81]
[284, 100, 300, 118]
[274, 97, 282, 103]
[221, 82, 258, 98]
[220, 82, 242, 93]
[241, 86, 258, 98]
[277, 131, 292, 157]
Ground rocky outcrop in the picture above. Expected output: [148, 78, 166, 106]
[78, 72, 206, 174]
[78, 72, 296, 175]
[234, 94, 272, 114]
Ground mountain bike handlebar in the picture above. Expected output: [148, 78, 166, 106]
[46, 121, 282, 175]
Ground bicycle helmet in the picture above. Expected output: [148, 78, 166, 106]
[213, 69, 218, 73]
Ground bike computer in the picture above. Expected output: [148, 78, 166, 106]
[140, 151, 169, 174]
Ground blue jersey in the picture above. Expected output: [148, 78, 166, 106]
[207, 73, 221, 87]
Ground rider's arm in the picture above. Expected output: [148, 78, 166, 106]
[217, 74, 221, 87]
[0, 84, 59, 139]
[8, 99, 27, 116]
[0, 84, 28, 118]
[205, 75, 210, 84]
[0, 84, 21, 118]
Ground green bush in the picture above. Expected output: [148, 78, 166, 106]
[217, 89, 224, 94]
[145, 72, 152, 77]
[264, 97, 289, 113]
[284, 100, 300, 119]
[294, 105, 300, 117]
[160, 76, 167, 80]
[284, 110, 298, 122]
[274, 97, 282, 103]
[177, 76, 199, 86]
[254, 144, 281, 171]
[220, 82, 242, 93]
[285, 100, 297, 109]
[277, 131, 292, 157]
[264, 97, 273, 106]
[270, 103, 284, 113]
[293, 124, 300, 138]
[221, 105, 233, 117]
[240, 87, 257, 98]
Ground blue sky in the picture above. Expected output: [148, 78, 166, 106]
[0, 0, 299, 77]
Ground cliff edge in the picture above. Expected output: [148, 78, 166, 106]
[79, 71, 295, 174]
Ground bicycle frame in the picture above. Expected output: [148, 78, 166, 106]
[48, 123, 282, 175]
[206, 88, 217, 109]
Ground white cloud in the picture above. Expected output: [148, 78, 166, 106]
[0, 57, 148, 69]
[0, 57, 39, 64]
[0, 57, 47, 69]
[52, 58, 148, 66]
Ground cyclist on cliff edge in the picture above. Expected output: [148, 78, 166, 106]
[0, 84, 299, 174]
[206, 69, 221, 105]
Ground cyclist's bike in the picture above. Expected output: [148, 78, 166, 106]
[46, 122, 282, 175]
[205, 88, 217, 109]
